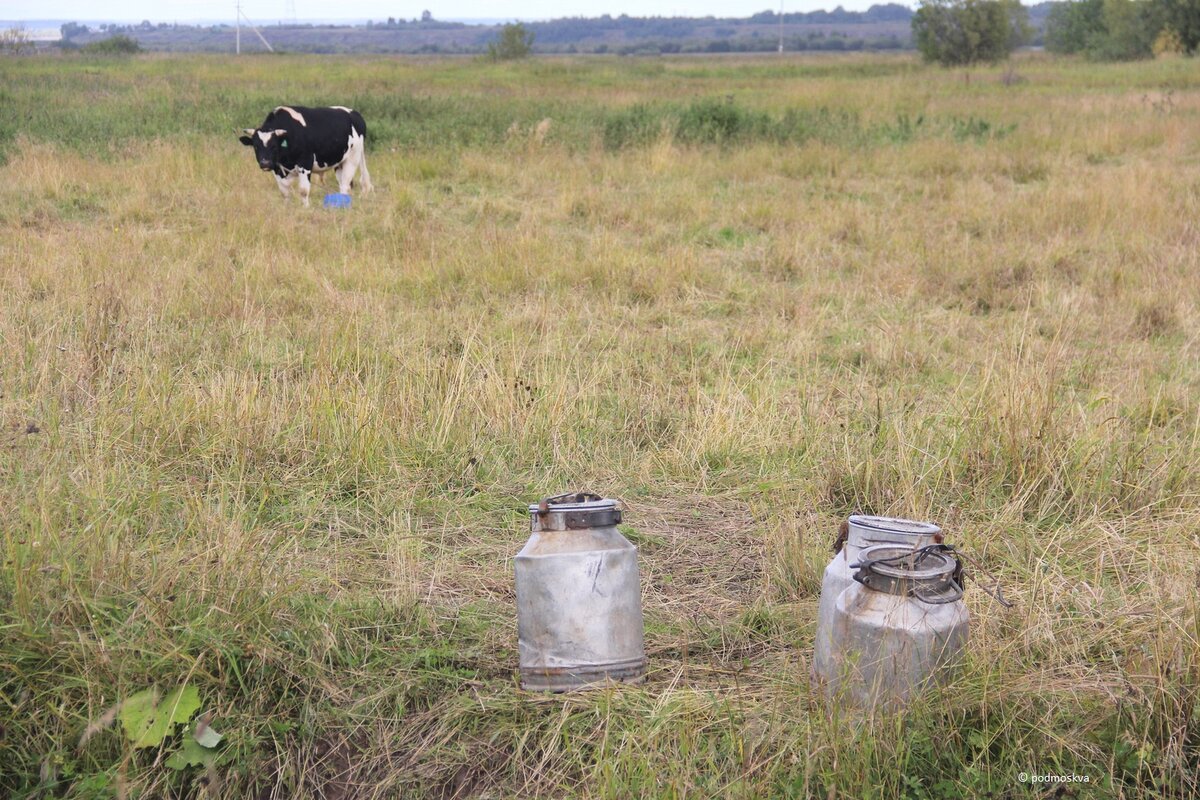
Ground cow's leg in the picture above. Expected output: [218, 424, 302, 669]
[297, 169, 312, 208]
[335, 152, 360, 195]
[274, 172, 295, 199]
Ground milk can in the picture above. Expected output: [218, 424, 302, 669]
[824, 544, 969, 708]
[514, 492, 647, 691]
[812, 515, 942, 688]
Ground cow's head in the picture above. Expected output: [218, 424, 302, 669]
[239, 127, 289, 172]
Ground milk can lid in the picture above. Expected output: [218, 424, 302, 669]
[528, 491, 622, 530]
[848, 514, 941, 537]
[851, 544, 963, 604]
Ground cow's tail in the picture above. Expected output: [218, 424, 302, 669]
[358, 147, 373, 194]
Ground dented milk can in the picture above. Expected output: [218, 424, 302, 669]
[825, 544, 969, 708]
[515, 492, 647, 691]
[813, 515, 942, 689]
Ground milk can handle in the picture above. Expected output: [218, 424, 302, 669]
[537, 491, 603, 517]
[913, 579, 964, 605]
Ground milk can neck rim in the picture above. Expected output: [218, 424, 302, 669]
[852, 543, 963, 603]
[527, 499, 617, 515]
[529, 492, 621, 530]
[849, 514, 941, 536]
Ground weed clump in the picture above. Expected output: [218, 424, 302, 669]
[674, 98, 772, 145]
[603, 104, 664, 150]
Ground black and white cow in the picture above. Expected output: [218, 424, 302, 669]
[239, 105, 372, 207]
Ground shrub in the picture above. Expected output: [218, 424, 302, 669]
[912, 0, 1031, 66]
[674, 98, 771, 145]
[1153, 26, 1187, 53]
[602, 104, 664, 149]
[1046, 0, 1165, 60]
[1090, 0, 1163, 59]
[487, 23, 533, 60]
[1155, 0, 1200, 53]
[0, 26, 33, 54]
[1045, 0, 1106, 52]
[82, 35, 142, 54]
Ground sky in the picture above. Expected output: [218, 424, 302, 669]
[2, 0, 895, 24]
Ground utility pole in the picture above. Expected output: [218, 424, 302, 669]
[234, 2, 275, 53]
[778, 0, 784, 53]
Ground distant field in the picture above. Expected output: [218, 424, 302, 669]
[1, 52, 1199, 798]
[60, 20, 915, 54]
[54, 11, 921, 55]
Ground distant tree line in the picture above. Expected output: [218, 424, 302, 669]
[1043, 0, 1198, 58]
[50, 0, 1200, 60]
[57, 6, 917, 52]
[527, 5, 914, 44]
[750, 4, 916, 22]
[49, 6, 930, 55]
[56, 6, 912, 48]
[61, 20, 196, 40]
[367, 11, 467, 30]
[595, 32, 909, 56]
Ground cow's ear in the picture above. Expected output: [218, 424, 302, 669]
[238, 128, 256, 146]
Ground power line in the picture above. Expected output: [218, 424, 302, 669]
[235, 1, 274, 53]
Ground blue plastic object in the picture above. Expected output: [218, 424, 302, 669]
[323, 193, 352, 209]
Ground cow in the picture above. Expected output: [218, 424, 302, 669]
[239, 105, 373, 207]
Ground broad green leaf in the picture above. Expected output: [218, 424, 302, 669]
[166, 738, 217, 770]
[119, 688, 160, 747]
[119, 685, 202, 748]
[161, 685, 202, 727]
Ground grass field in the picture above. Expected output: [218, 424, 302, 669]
[1, 50, 1199, 798]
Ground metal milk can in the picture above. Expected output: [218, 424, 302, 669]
[813, 515, 942, 688]
[825, 543, 969, 708]
[514, 492, 647, 692]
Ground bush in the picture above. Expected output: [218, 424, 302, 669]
[675, 98, 770, 145]
[82, 35, 142, 54]
[1155, 0, 1200, 53]
[1153, 26, 1187, 53]
[1046, 0, 1167, 59]
[912, 0, 1031, 66]
[1090, 0, 1163, 59]
[1045, 0, 1106, 52]
[487, 23, 533, 60]
[603, 104, 668, 149]
[0, 26, 33, 54]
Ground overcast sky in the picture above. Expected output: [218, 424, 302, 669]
[4, 0, 894, 23]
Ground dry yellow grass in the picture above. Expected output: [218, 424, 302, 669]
[0, 51, 1198, 798]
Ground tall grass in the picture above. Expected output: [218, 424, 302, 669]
[0, 52, 1198, 798]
